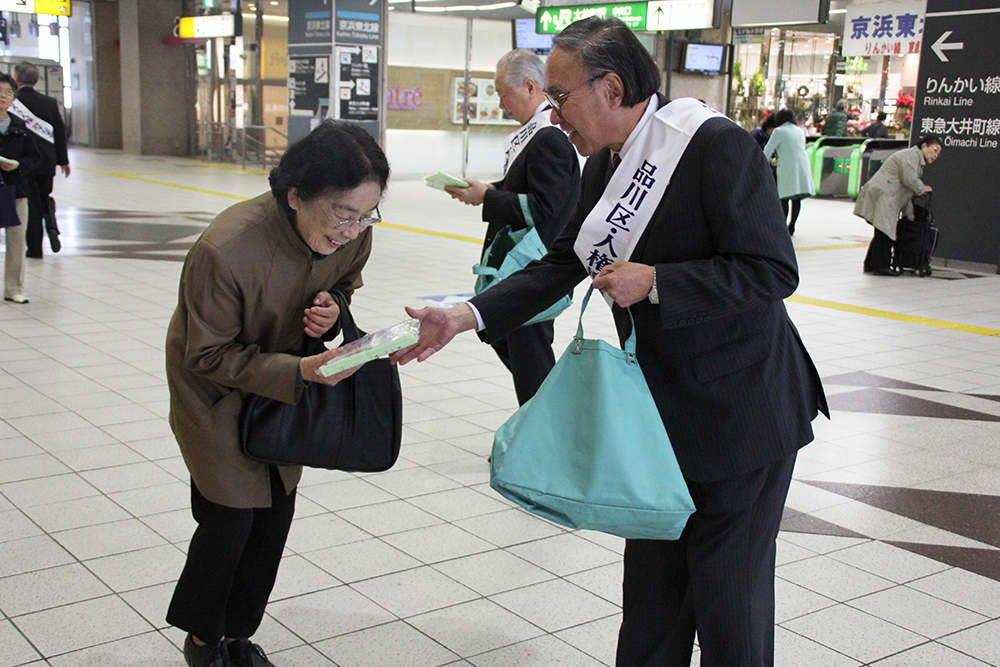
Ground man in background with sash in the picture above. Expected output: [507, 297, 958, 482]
[442, 49, 580, 405]
[395, 17, 827, 667]
[13, 62, 70, 258]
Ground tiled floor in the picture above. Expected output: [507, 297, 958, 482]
[1, 149, 999, 666]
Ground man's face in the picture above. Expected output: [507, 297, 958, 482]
[495, 65, 535, 126]
[545, 47, 607, 157]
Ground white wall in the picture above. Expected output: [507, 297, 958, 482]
[386, 12, 513, 179]
[386, 129, 507, 180]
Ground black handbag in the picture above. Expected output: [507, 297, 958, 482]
[240, 290, 402, 472]
[0, 171, 19, 228]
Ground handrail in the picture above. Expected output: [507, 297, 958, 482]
[196, 121, 287, 168]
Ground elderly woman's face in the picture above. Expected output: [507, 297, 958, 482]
[288, 180, 382, 255]
[921, 142, 942, 164]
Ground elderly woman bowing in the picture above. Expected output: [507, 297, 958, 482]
[165, 121, 389, 667]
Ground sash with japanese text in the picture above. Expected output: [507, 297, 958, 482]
[502, 106, 555, 177]
[574, 98, 727, 278]
[9, 100, 55, 145]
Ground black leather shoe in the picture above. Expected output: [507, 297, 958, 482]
[48, 228, 61, 253]
[26, 250, 42, 259]
[228, 639, 276, 666]
[872, 268, 900, 276]
[183, 635, 230, 667]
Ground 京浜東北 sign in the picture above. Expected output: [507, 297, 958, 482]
[843, 0, 924, 57]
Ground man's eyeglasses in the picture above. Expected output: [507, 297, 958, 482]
[543, 73, 606, 112]
[329, 205, 382, 231]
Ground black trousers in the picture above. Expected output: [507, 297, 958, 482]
[166, 466, 296, 643]
[616, 453, 797, 667]
[864, 227, 895, 271]
[491, 319, 556, 406]
[25, 173, 56, 257]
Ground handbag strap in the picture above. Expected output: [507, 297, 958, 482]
[517, 194, 535, 231]
[574, 285, 638, 362]
[328, 289, 361, 343]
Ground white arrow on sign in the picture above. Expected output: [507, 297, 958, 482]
[931, 30, 964, 62]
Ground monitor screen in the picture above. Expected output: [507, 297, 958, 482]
[682, 43, 725, 75]
[513, 18, 554, 55]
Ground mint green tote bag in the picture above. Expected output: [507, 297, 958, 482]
[473, 194, 572, 326]
[490, 287, 695, 540]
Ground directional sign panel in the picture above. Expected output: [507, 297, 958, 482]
[536, 3, 646, 34]
[645, 0, 714, 32]
[911, 0, 1000, 266]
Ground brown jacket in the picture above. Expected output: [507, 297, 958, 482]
[166, 193, 371, 508]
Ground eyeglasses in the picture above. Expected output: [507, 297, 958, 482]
[0, 89, 15, 99]
[543, 73, 606, 112]
[329, 205, 382, 231]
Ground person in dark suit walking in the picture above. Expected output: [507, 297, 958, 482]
[14, 61, 70, 258]
[394, 16, 827, 667]
[441, 49, 580, 405]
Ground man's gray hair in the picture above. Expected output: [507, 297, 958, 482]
[14, 62, 40, 86]
[497, 49, 546, 89]
[552, 16, 660, 107]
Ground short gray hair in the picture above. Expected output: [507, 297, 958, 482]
[14, 62, 39, 86]
[496, 49, 546, 89]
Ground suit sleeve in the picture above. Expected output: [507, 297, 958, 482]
[471, 154, 599, 341]
[481, 127, 580, 247]
[653, 123, 800, 330]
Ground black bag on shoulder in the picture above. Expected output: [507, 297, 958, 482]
[240, 290, 402, 472]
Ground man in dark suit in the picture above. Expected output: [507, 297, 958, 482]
[14, 61, 70, 258]
[442, 49, 580, 405]
[395, 16, 827, 667]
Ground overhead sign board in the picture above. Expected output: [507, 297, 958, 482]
[537, 3, 646, 34]
[536, 0, 713, 33]
[0, 0, 72, 15]
[910, 1, 1000, 265]
[843, 0, 924, 57]
[35, 0, 69, 14]
[645, 0, 714, 31]
[179, 13, 238, 39]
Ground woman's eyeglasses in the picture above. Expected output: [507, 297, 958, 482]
[330, 206, 382, 231]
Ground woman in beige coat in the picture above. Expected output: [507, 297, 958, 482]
[165, 121, 389, 667]
[855, 135, 942, 275]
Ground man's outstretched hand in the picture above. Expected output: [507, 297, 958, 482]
[389, 303, 479, 365]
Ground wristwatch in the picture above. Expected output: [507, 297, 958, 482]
[648, 269, 659, 304]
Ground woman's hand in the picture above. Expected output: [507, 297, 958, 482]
[304, 291, 340, 338]
[0, 162, 15, 172]
[299, 346, 361, 386]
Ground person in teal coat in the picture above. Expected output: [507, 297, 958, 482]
[763, 108, 815, 234]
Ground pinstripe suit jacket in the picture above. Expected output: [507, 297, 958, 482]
[470, 97, 827, 483]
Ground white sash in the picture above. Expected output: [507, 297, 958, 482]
[502, 107, 555, 177]
[574, 98, 729, 278]
[9, 99, 55, 145]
